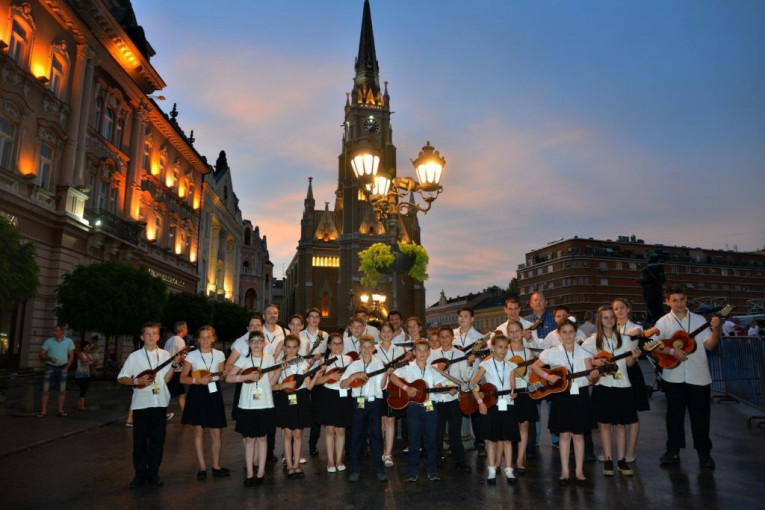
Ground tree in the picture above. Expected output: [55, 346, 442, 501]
[0, 217, 39, 308]
[56, 262, 167, 353]
[163, 292, 213, 336]
[508, 277, 519, 295]
[210, 300, 250, 345]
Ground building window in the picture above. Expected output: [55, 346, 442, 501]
[95, 180, 108, 210]
[548, 264, 554, 274]
[114, 117, 124, 149]
[102, 108, 115, 140]
[0, 116, 16, 169]
[9, 20, 31, 68]
[614, 262, 623, 270]
[242, 261, 250, 274]
[142, 142, 151, 172]
[49, 55, 66, 98]
[321, 293, 330, 318]
[599, 261, 608, 271]
[92, 96, 103, 130]
[37, 143, 54, 188]
[629, 262, 637, 270]
[600, 278, 609, 286]
[108, 185, 118, 213]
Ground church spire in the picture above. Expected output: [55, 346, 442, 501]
[304, 176, 315, 211]
[353, 0, 382, 106]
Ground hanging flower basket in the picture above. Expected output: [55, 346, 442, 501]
[397, 242, 429, 282]
[358, 243, 394, 288]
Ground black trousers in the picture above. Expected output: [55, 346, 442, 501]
[436, 399, 466, 464]
[132, 407, 167, 477]
[664, 382, 712, 453]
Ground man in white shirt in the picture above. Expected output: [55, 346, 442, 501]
[453, 306, 486, 455]
[388, 311, 407, 345]
[263, 304, 288, 362]
[653, 285, 721, 469]
[344, 307, 380, 343]
[494, 296, 539, 349]
[163, 321, 188, 419]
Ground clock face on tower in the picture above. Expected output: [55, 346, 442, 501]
[363, 118, 380, 134]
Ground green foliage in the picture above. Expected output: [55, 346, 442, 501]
[398, 242, 429, 282]
[163, 292, 213, 336]
[0, 217, 39, 307]
[508, 277, 519, 295]
[358, 243, 394, 288]
[210, 300, 250, 344]
[56, 262, 167, 340]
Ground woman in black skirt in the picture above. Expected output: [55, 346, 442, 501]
[180, 326, 229, 480]
[532, 321, 599, 486]
[313, 332, 353, 472]
[506, 321, 539, 473]
[471, 333, 519, 485]
[376, 322, 408, 467]
[274, 335, 322, 479]
[613, 298, 650, 463]
[225, 331, 279, 486]
[584, 306, 641, 477]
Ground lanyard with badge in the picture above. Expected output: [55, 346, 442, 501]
[493, 358, 513, 410]
[420, 363, 434, 412]
[286, 362, 300, 405]
[605, 335, 622, 379]
[564, 347, 581, 395]
[356, 358, 372, 409]
[201, 352, 219, 393]
[144, 349, 161, 395]
[251, 356, 264, 401]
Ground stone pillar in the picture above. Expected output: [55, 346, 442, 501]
[73, 51, 97, 186]
[124, 104, 147, 220]
[60, 42, 88, 187]
[207, 219, 219, 294]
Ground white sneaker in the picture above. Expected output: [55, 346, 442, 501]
[382, 455, 394, 467]
[166, 412, 174, 422]
[337, 464, 347, 472]
[327, 465, 337, 473]
[299, 457, 307, 464]
[504, 467, 515, 479]
[597, 454, 605, 462]
[625, 455, 636, 463]
[487, 466, 496, 479]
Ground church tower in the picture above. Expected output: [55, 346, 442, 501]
[285, 0, 425, 328]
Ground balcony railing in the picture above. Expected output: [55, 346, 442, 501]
[85, 208, 144, 245]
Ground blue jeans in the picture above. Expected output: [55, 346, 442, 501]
[407, 403, 438, 475]
[349, 398, 384, 475]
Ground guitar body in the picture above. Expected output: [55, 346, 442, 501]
[347, 371, 369, 388]
[323, 367, 345, 384]
[528, 367, 569, 400]
[281, 373, 306, 393]
[458, 383, 498, 415]
[508, 356, 529, 377]
[386, 379, 429, 410]
[653, 331, 696, 369]
[240, 366, 262, 383]
[134, 369, 157, 389]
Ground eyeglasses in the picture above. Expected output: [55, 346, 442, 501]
[330, 342, 343, 346]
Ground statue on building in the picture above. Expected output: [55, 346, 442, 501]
[637, 250, 666, 325]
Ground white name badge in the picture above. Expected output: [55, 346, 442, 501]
[570, 382, 580, 395]
[497, 399, 508, 412]
[339, 389, 348, 398]
[208, 382, 218, 393]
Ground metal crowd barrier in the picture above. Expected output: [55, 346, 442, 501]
[708, 336, 765, 428]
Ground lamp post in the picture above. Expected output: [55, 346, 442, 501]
[351, 141, 446, 311]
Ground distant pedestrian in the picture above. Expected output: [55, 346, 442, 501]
[75, 340, 95, 411]
[38, 325, 75, 418]
[748, 322, 760, 337]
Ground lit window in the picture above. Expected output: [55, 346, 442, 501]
[96, 180, 108, 210]
[49, 55, 65, 98]
[102, 108, 115, 140]
[9, 21, 30, 67]
[37, 143, 54, 188]
[142, 142, 151, 172]
[0, 116, 16, 169]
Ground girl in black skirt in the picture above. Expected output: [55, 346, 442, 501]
[585, 306, 641, 477]
[313, 332, 353, 472]
[377, 322, 408, 467]
[274, 335, 322, 479]
[532, 321, 599, 486]
[225, 331, 279, 486]
[471, 334, 519, 485]
[613, 298, 650, 463]
[506, 321, 539, 473]
[180, 326, 229, 480]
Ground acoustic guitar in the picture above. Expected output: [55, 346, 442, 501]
[459, 382, 517, 416]
[241, 356, 303, 384]
[135, 346, 194, 388]
[431, 348, 491, 371]
[347, 357, 411, 388]
[652, 305, 733, 369]
[592, 330, 662, 366]
[282, 356, 337, 392]
[385, 378, 458, 410]
[527, 363, 618, 400]
[191, 369, 223, 380]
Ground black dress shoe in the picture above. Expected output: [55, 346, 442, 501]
[254, 475, 264, 485]
[212, 467, 231, 477]
[267, 454, 278, 463]
[699, 454, 716, 469]
[515, 467, 526, 475]
[454, 463, 472, 473]
[197, 470, 207, 480]
[310, 448, 319, 456]
[146, 475, 164, 487]
[244, 477, 255, 487]
[576, 477, 588, 487]
[660, 449, 680, 465]
[128, 476, 143, 490]
[487, 476, 496, 485]
[559, 477, 570, 487]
